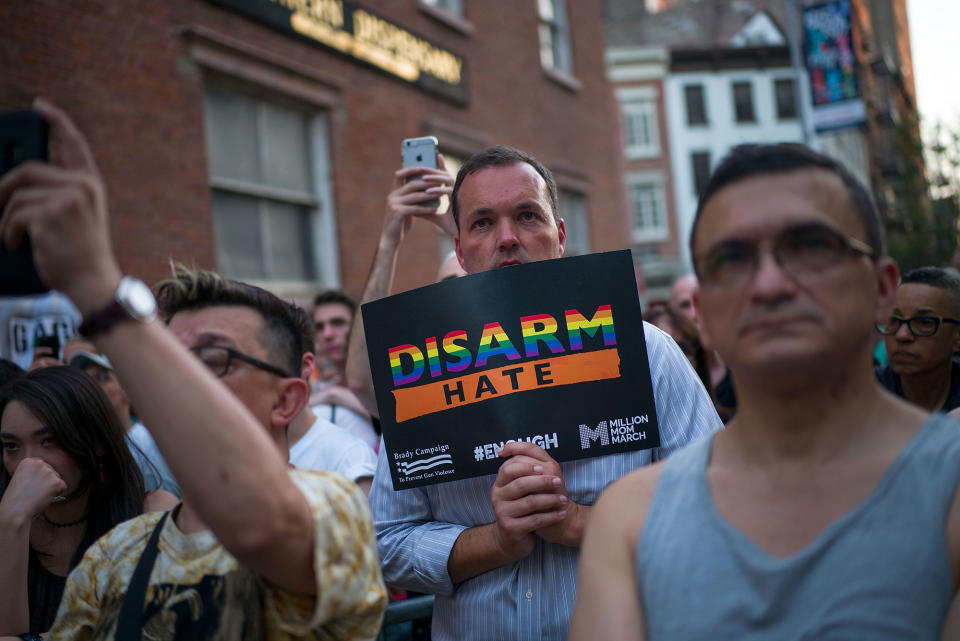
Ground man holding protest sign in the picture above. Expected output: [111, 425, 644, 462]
[569, 144, 960, 639]
[362, 146, 721, 640]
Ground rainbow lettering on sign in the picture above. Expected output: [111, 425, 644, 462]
[475, 322, 522, 367]
[443, 330, 472, 373]
[387, 304, 618, 387]
[520, 313, 565, 358]
[425, 337, 442, 377]
[566, 305, 616, 351]
[389, 344, 424, 386]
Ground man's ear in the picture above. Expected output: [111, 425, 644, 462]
[300, 352, 315, 380]
[872, 258, 900, 327]
[692, 290, 714, 350]
[455, 235, 467, 271]
[556, 218, 567, 258]
[271, 377, 309, 430]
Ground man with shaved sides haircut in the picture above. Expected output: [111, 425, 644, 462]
[571, 144, 960, 640]
[876, 266, 960, 412]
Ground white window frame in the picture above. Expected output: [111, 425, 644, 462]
[537, 0, 573, 74]
[204, 84, 339, 294]
[617, 86, 660, 159]
[683, 83, 708, 126]
[627, 171, 669, 244]
[731, 79, 757, 124]
[773, 76, 798, 121]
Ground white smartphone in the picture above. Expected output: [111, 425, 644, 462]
[401, 136, 440, 208]
[401, 136, 438, 171]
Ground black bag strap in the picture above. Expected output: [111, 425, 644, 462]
[116, 511, 169, 639]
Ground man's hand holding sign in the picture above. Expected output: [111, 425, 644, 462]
[497, 441, 587, 545]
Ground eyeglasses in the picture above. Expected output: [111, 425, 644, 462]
[190, 345, 292, 379]
[876, 315, 960, 337]
[695, 222, 875, 290]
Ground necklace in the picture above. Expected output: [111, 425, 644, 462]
[41, 512, 87, 528]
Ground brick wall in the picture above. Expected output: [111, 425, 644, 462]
[1, 0, 628, 298]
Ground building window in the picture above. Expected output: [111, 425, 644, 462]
[622, 99, 660, 159]
[627, 175, 668, 243]
[775, 78, 798, 120]
[538, 0, 573, 74]
[203, 84, 330, 283]
[684, 84, 707, 126]
[691, 152, 711, 198]
[420, 0, 463, 17]
[732, 81, 756, 123]
[559, 189, 590, 256]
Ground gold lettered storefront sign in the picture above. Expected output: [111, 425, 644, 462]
[207, 0, 468, 104]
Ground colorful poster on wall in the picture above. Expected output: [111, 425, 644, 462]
[362, 250, 660, 490]
[803, 0, 866, 132]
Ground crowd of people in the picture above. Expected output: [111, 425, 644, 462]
[0, 99, 959, 641]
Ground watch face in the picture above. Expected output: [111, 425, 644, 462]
[119, 278, 157, 318]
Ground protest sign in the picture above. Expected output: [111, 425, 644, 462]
[362, 249, 659, 490]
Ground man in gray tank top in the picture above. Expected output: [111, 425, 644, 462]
[569, 143, 960, 640]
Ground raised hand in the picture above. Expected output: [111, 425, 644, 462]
[381, 154, 456, 247]
[0, 98, 122, 317]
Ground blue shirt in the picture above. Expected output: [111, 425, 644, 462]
[127, 422, 180, 497]
[369, 322, 722, 641]
[638, 414, 960, 640]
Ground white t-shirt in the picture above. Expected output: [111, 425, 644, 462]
[290, 416, 376, 482]
[0, 291, 80, 369]
[311, 402, 380, 451]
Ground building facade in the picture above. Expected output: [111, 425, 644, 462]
[2, 0, 629, 298]
[606, 0, 922, 291]
[607, 2, 806, 294]
[665, 44, 806, 268]
[606, 46, 682, 303]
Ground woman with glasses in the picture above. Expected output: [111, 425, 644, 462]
[875, 266, 960, 412]
[0, 367, 173, 638]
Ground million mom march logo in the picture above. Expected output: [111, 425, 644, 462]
[363, 250, 661, 490]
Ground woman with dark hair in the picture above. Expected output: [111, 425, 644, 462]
[644, 305, 712, 395]
[0, 367, 171, 637]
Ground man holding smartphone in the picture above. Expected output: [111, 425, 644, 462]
[349, 144, 721, 640]
[0, 100, 386, 640]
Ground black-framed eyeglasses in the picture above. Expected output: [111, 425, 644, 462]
[694, 222, 875, 290]
[876, 315, 960, 337]
[190, 345, 292, 379]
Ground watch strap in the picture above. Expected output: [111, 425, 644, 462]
[78, 277, 156, 338]
[79, 298, 130, 337]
